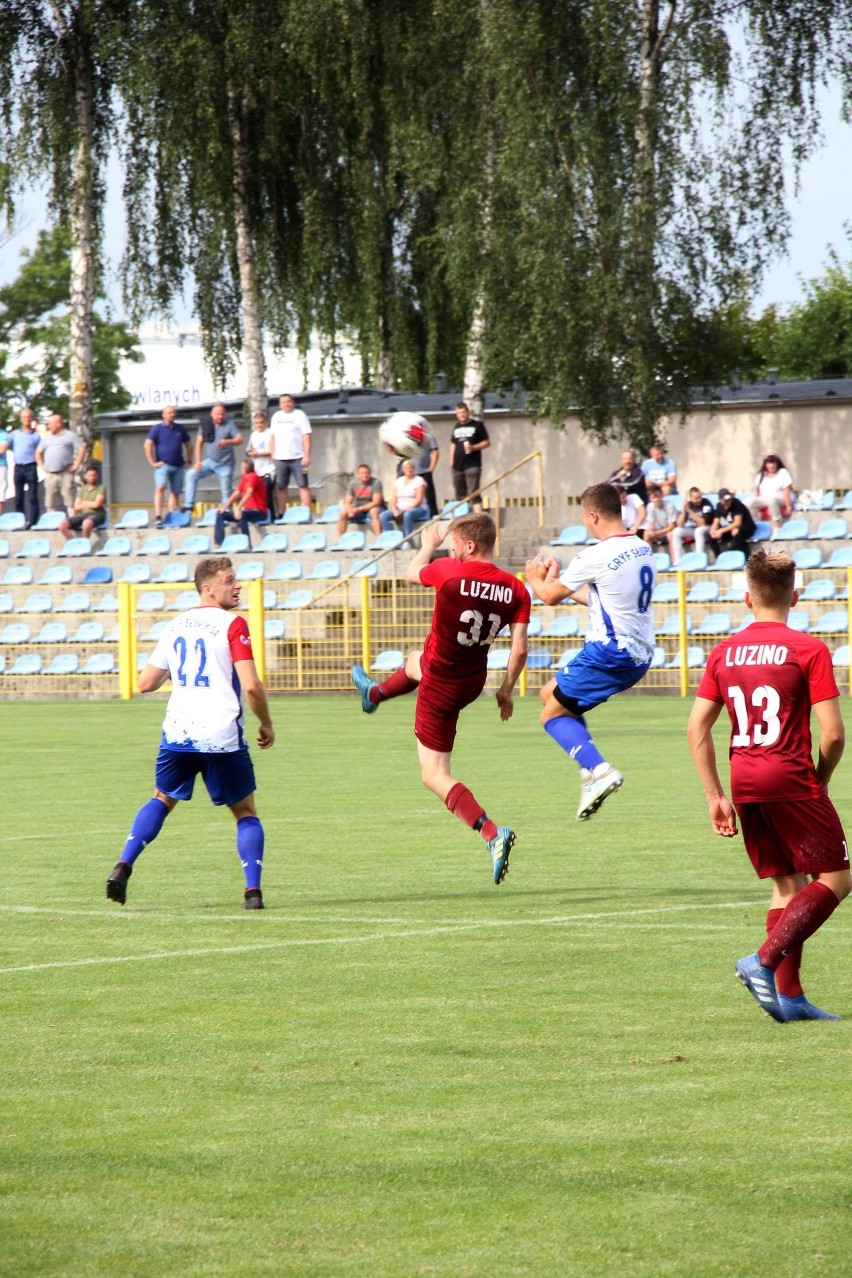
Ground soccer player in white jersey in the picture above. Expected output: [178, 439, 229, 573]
[525, 482, 657, 819]
[106, 557, 275, 910]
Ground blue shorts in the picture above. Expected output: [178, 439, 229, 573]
[553, 641, 651, 715]
[155, 745, 256, 807]
[154, 462, 185, 495]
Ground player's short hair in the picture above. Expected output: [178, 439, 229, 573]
[194, 557, 233, 593]
[580, 482, 622, 519]
[450, 512, 497, 554]
[745, 549, 795, 606]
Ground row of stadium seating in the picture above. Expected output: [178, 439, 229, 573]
[0, 527, 402, 560]
[550, 517, 852, 551]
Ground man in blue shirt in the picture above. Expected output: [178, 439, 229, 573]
[10, 407, 41, 526]
[144, 406, 193, 526]
[183, 403, 243, 511]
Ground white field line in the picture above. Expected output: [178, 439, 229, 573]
[0, 900, 758, 976]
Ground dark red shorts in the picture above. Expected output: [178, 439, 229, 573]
[736, 794, 849, 879]
[414, 667, 486, 753]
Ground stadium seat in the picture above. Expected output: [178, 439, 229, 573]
[269, 560, 302, 581]
[236, 560, 265, 581]
[653, 551, 671, 572]
[665, 646, 706, 669]
[0, 513, 26, 531]
[826, 546, 852, 569]
[140, 620, 167, 642]
[686, 581, 719, 604]
[193, 509, 218, 527]
[257, 532, 289, 553]
[797, 490, 835, 511]
[371, 649, 405, 672]
[550, 524, 587, 547]
[774, 518, 809, 541]
[19, 593, 54, 614]
[33, 622, 69, 644]
[16, 538, 51, 559]
[331, 530, 366, 552]
[652, 581, 680, 604]
[749, 520, 772, 544]
[543, 615, 580, 638]
[92, 592, 119, 612]
[316, 504, 343, 525]
[674, 551, 707, 572]
[793, 547, 823, 570]
[81, 565, 113, 584]
[155, 563, 190, 583]
[219, 533, 251, 555]
[439, 500, 470, 519]
[57, 591, 91, 613]
[39, 564, 74, 585]
[32, 511, 64, 531]
[161, 510, 191, 528]
[44, 652, 78, 675]
[114, 509, 150, 530]
[836, 490, 852, 511]
[81, 653, 116, 675]
[7, 652, 42, 675]
[486, 647, 510, 671]
[800, 578, 836, 602]
[651, 645, 666, 667]
[713, 550, 746, 572]
[263, 618, 286, 640]
[119, 564, 153, 584]
[57, 537, 93, 558]
[526, 649, 554, 670]
[811, 610, 848, 635]
[167, 590, 198, 611]
[527, 617, 543, 637]
[811, 517, 848, 541]
[349, 558, 377, 577]
[293, 531, 327, 553]
[136, 590, 166, 612]
[0, 539, 9, 558]
[657, 613, 693, 635]
[72, 620, 105, 642]
[138, 534, 172, 556]
[281, 589, 313, 609]
[1, 565, 34, 586]
[0, 593, 13, 613]
[786, 611, 810, 632]
[176, 534, 211, 555]
[96, 536, 132, 557]
[832, 644, 850, 667]
[263, 589, 277, 610]
[276, 505, 311, 525]
[554, 648, 582, 668]
[696, 612, 731, 636]
[307, 560, 341, 580]
[372, 530, 404, 551]
[0, 622, 30, 644]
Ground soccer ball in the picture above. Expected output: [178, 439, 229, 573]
[378, 411, 430, 460]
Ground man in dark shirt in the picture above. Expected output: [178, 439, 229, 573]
[708, 487, 756, 560]
[608, 449, 649, 505]
[144, 406, 193, 526]
[449, 402, 490, 511]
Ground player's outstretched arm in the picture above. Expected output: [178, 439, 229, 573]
[524, 554, 571, 605]
[686, 696, 738, 837]
[235, 658, 275, 748]
[405, 523, 446, 582]
[495, 622, 529, 720]
[814, 696, 845, 786]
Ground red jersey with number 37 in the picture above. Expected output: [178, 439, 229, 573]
[419, 558, 530, 679]
[696, 620, 839, 802]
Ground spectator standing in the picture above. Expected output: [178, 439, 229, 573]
[35, 412, 85, 513]
[641, 442, 678, 495]
[0, 422, 10, 512]
[642, 485, 677, 548]
[337, 464, 384, 538]
[59, 463, 107, 540]
[10, 408, 40, 527]
[183, 403, 243, 511]
[213, 459, 269, 547]
[269, 393, 312, 513]
[144, 405, 192, 526]
[670, 486, 715, 564]
[403, 414, 439, 516]
[708, 488, 756, 560]
[449, 402, 490, 511]
[245, 410, 276, 515]
[747, 453, 794, 537]
[608, 449, 649, 505]
[381, 459, 430, 538]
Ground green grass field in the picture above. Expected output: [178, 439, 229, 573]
[0, 695, 849, 1278]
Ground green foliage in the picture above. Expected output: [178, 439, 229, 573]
[0, 225, 141, 418]
[765, 250, 852, 379]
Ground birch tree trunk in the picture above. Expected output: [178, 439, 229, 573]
[227, 78, 267, 418]
[68, 34, 96, 456]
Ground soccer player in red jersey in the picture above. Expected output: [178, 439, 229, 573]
[688, 550, 851, 1021]
[351, 513, 530, 884]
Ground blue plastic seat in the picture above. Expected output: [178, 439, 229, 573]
[526, 648, 554, 670]
[786, 611, 810, 632]
[651, 645, 666, 668]
[331, 530, 366, 552]
[550, 524, 587, 547]
[0, 512, 26, 531]
[33, 622, 68, 644]
[811, 610, 848, 635]
[7, 652, 42, 675]
[119, 564, 153, 584]
[372, 530, 404, 551]
[0, 593, 13, 613]
[276, 505, 312, 525]
[652, 581, 679, 604]
[2, 565, 34, 586]
[793, 548, 823, 571]
[96, 536, 132, 557]
[81, 565, 113, 584]
[543, 615, 580, 638]
[81, 652, 116, 674]
[293, 531, 327, 554]
[45, 652, 79, 675]
[774, 518, 809, 541]
[713, 550, 746, 572]
[349, 558, 377, 578]
[263, 618, 286, 640]
[316, 504, 343, 525]
[836, 491, 852, 511]
[832, 644, 850, 667]
[161, 510, 191, 528]
[686, 581, 719, 604]
[114, 509, 150, 530]
[554, 648, 582, 668]
[675, 551, 707, 572]
[257, 533, 289, 554]
[140, 620, 167, 642]
[486, 648, 510, 671]
[136, 590, 166, 612]
[371, 649, 405, 672]
[281, 588, 313, 609]
[39, 564, 74, 585]
[526, 617, 543, 637]
[32, 512, 64, 531]
[657, 613, 693, 636]
[19, 592, 54, 614]
[57, 591, 92, 613]
[665, 645, 706, 669]
[219, 533, 251, 555]
[751, 520, 772, 543]
[269, 560, 302, 582]
[138, 535, 172, 556]
[439, 500, 470, 520]
[176, 534, 211, 556]
[236, 560, 265, 581]
[800, 578, 836, 602]
[16, 538, 51, 559]
[92, 592, 119, 612]
[0, 539, 9, 558]
[811, 518, 848, 541]
[653, 551, 671, 572]
[166, 590, 198, 611]
[155, 563, 190, 583]
[193, 509, 219, 527]
[826, 546, 852, 569]
[307, 560, 341, 580]
[57, 538, 93, 558]
[696, 612, 732, 636]
[0, 623, 30, 644]
[72, 620, 105, 642]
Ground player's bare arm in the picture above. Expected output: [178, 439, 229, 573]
[138, 662, 171, 694]
[236, 658, 275, 748]
[686, 696, 738, 837]
[496, 622, 529, 721]
[525, 554, 573, 606]
[813, 696, 845, 786]
[405, 523, 447, 582]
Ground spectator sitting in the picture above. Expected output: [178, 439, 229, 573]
[380, 459, 430, 538]
[670, 485, 715, 564]
[640, 441, 678, 495]
[617, 482, 646, 536]
[747, 453, 794, 537]
[59, 463, 107, 540]
[245, 410, 277, 517]
[708, 487, 756, 561]
[642, 484, 677, 548]
[213, 459, 268, 547]
[337, 463, 384, 538]
[609, 449, 649, 504]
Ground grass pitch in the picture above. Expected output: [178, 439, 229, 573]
[0, 695, 849, 1277]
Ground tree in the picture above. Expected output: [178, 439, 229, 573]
[754, 249, 852, 379]
[0, 225, 141, 424]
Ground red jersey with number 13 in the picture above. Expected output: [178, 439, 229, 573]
[696, 620, 839, 803]
[419, 558, 530, 679]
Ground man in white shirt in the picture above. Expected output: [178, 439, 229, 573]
[245, 410, 277, 514]
[269, 393, 312, 514]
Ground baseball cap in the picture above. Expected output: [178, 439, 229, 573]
[717, 487, 733, 499]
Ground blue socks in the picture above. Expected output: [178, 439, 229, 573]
[544, 714, 605, 771]
[237, 815, 265, 890]
[121, 797, 169, 866]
